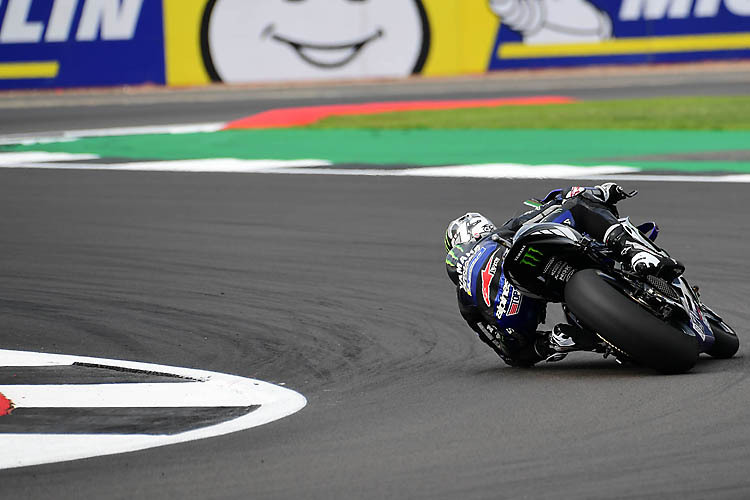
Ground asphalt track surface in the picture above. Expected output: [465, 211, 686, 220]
[1, 66, 750, 499]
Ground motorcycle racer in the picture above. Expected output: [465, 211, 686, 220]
[445, 183, 684, 367]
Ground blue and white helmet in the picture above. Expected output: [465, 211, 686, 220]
[444, 212, 496, 252]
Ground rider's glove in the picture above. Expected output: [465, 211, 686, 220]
[593, 182, 637, 204]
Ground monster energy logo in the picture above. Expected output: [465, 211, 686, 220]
[445, 244, 465, 266]
[520, 247, 543, 267]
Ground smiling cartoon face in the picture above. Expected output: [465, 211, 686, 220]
[203, 0, 429, 83]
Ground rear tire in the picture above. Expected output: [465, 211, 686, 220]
[564, 269, 700, 374]
[706, 318, 739, 359]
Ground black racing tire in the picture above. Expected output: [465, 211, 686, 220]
[564, 269, 700, 374]
[706, 317, 740, 359]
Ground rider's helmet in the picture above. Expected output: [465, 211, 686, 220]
[444, 212, 496, 252]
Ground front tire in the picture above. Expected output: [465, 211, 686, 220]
[565, 269, 700, 374]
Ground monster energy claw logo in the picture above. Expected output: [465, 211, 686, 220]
[520, 247, 543, 267]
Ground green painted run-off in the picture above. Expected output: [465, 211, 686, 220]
[4, 129, 750, 172]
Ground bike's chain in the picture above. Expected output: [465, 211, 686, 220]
[595, 333, 629, 358]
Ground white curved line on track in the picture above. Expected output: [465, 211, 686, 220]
[1, 153, 750, 182]
[0, 349, 307, 470]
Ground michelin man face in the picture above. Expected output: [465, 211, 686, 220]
[203, 0, 429, 83]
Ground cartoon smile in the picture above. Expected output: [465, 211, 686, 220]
[203, 0, 428, 83]
[268, 27, 384, 69]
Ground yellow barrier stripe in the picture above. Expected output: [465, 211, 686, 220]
[499, 32, 750, 59]
[0, 61, 59, 79]
[164, 0, 211, 86]
[421, 0, 500, 76]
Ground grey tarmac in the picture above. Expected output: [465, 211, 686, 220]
[0, 169, 748, 499]
[1, 64, 749, 498]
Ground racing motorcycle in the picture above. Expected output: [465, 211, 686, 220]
[495, 215, 739, 374]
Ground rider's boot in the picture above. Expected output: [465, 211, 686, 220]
[604, 222, 685, 280]
[534, 324, 598, 362]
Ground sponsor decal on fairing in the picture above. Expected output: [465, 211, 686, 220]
[496, 276, 523, 318]
[507, 290, 523, 316]
[457, 245, 487, 296]
[566, 186, 586, 198]
[481, 249, 502, 307]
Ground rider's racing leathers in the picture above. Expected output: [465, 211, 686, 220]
[445, 186, 628, 366]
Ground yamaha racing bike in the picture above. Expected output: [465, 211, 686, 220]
[496, 219, 739, 374]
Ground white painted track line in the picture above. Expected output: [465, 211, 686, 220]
[2, 154, 749, 182]
[0, 349, 307, 470]
[0, 123, 225, 146]
[0, 155, 331, 172]
[271, 164, 750, 183]
[399, 164, 641, 178]
[1, 383, 269, 408]
[0, 152, 99, 165]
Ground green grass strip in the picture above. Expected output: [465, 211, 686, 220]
[4, 129, 750, 170]
[310, 96, 750, 130]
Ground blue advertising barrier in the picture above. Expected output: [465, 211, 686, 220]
[0, 0, 164, 89]
[488, 0, 750, 70]
[1, 0, 749, 90]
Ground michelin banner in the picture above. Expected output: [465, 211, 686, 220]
[0, 0, 164, 89]
[1, 0, 749, 90]
[488, 0, 750, 69]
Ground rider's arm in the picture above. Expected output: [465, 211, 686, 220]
[561, 183, 635, 205]
[501, 183, 634, 234]
[457, 290, 542, 366]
